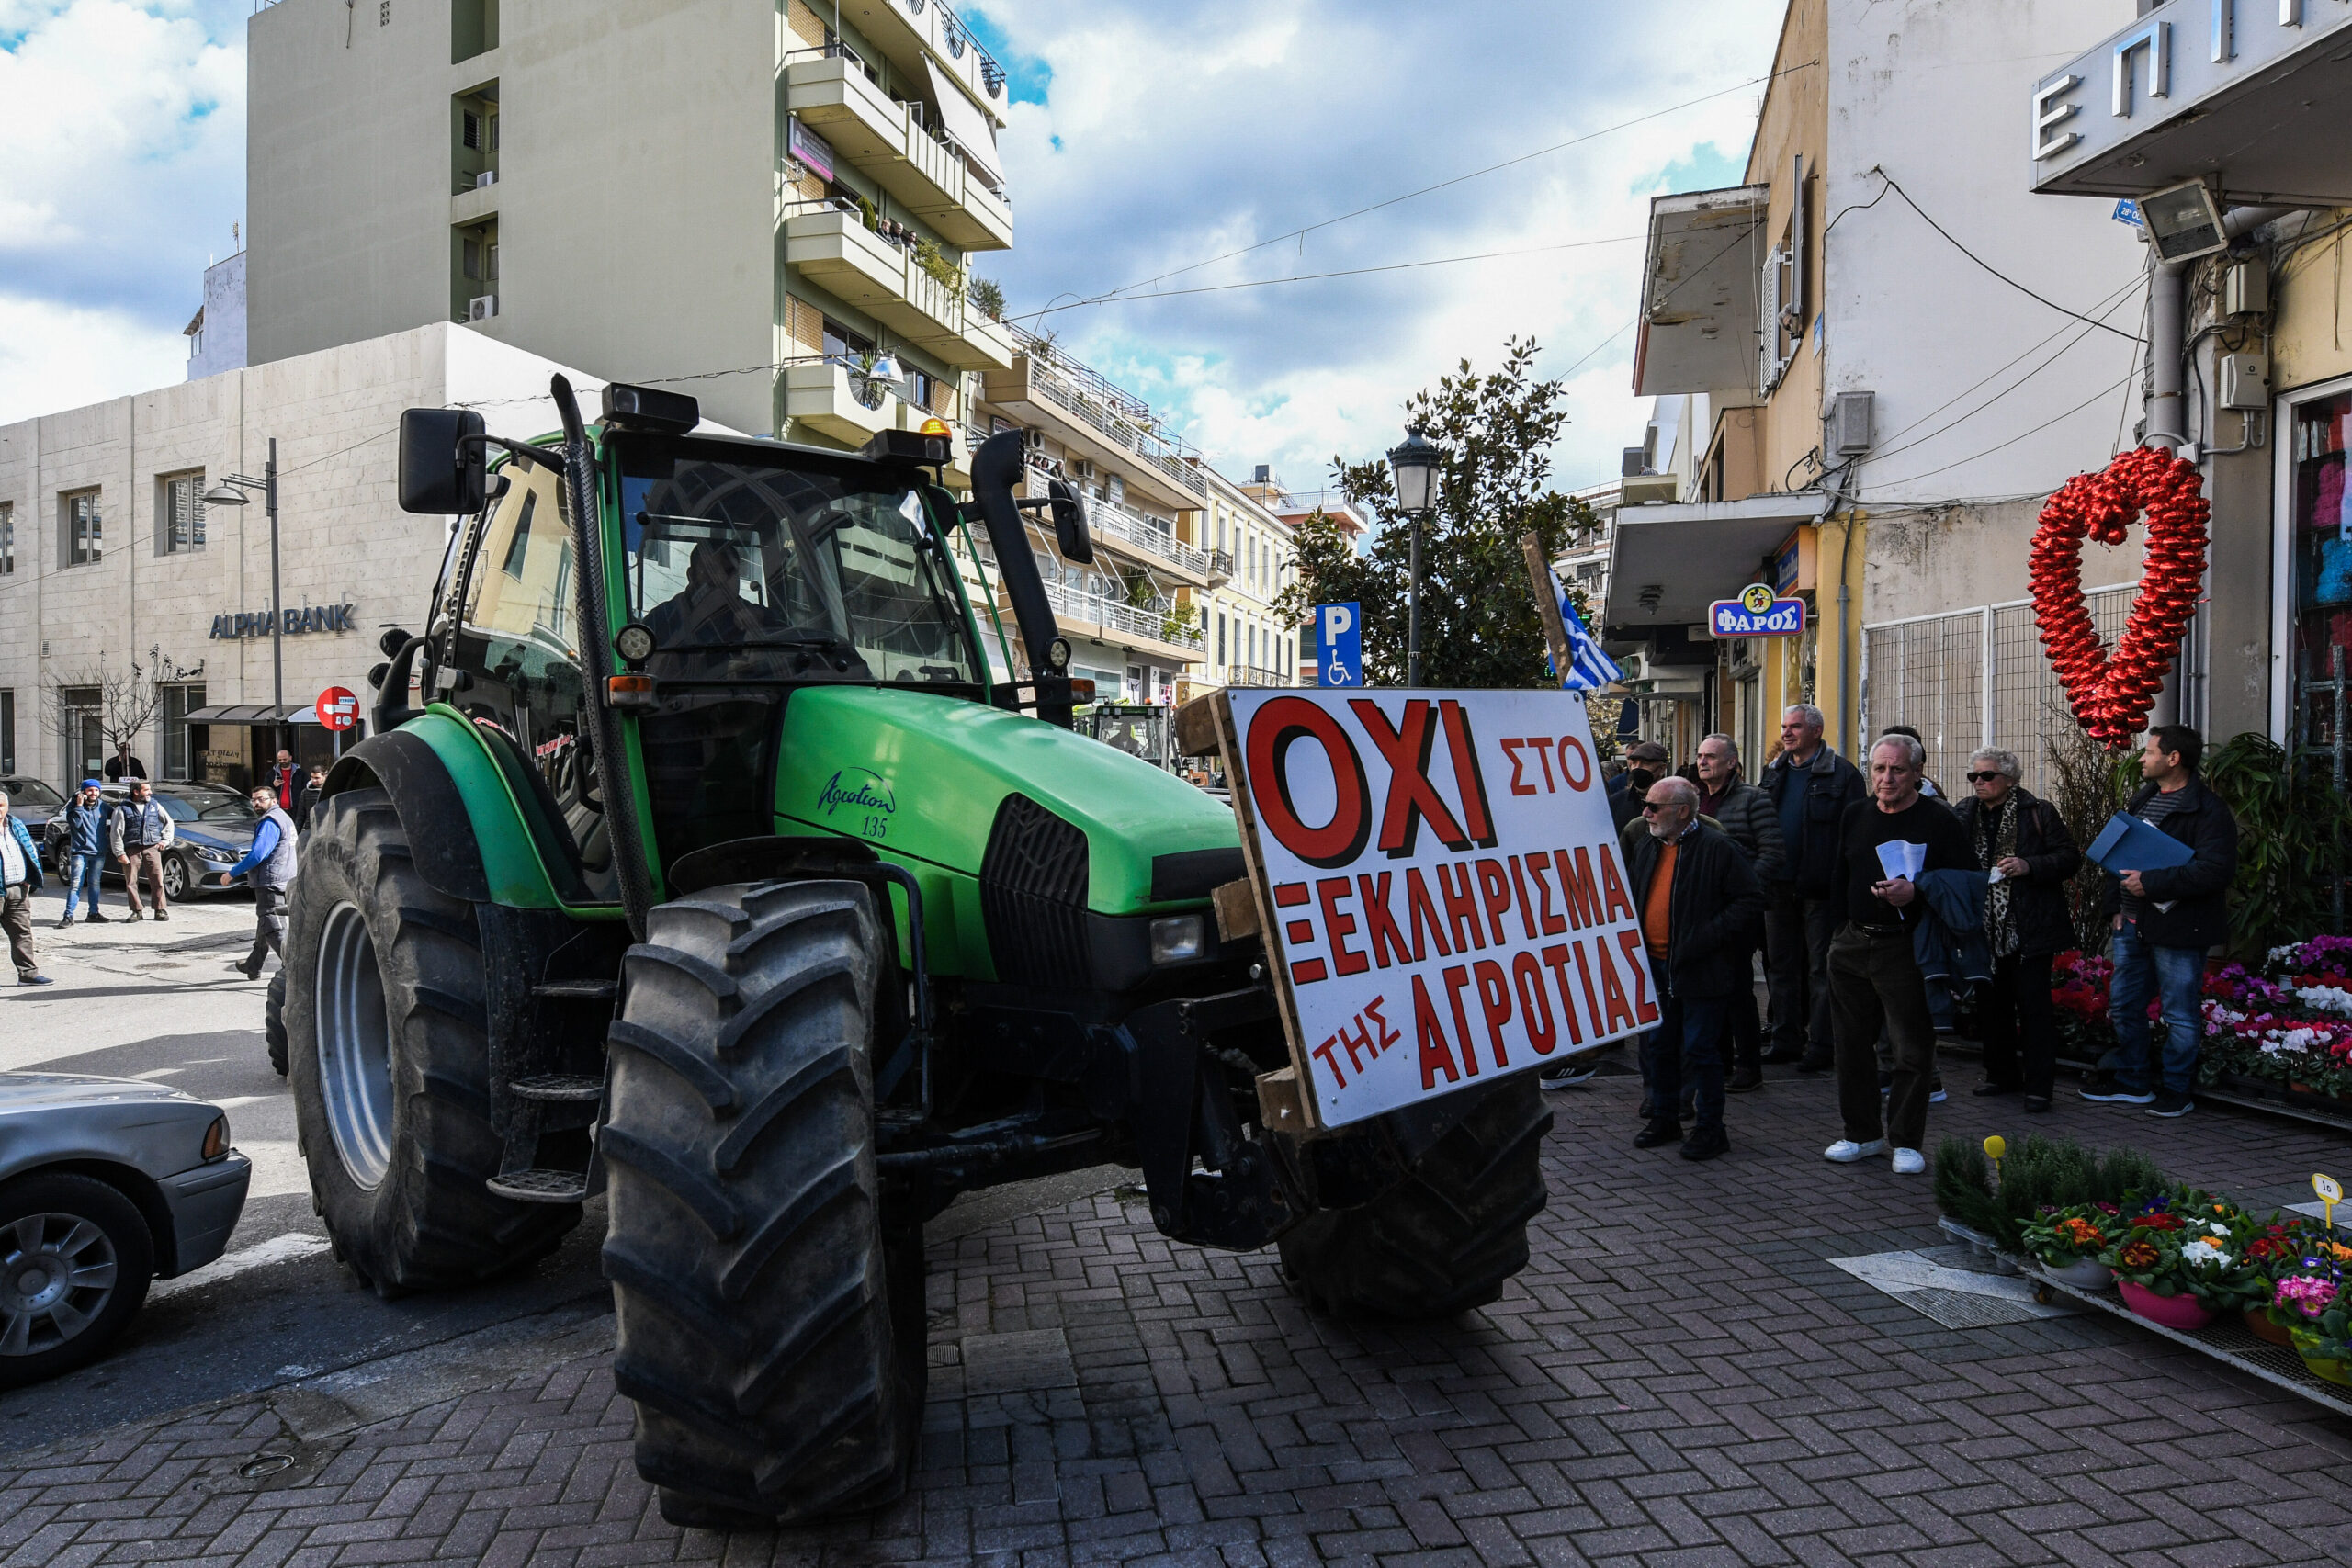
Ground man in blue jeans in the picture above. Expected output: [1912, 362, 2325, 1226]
[56, 779, 110, 927]
[2084, 725, 2237, 1118]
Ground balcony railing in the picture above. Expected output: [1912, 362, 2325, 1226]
[1008, 325, 1205, 500]
[1036, 579, 1204, 652]
[1090, 497, 1208, 578]
[1206, 549, 1234, 583]
[1224, 665, 1290, 688]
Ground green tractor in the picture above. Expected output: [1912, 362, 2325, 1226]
[277, 377, 1550, 1527]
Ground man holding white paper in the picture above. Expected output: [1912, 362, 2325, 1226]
[2083, 725, 2238, 1117]
[1822, 734, 1973, 1174]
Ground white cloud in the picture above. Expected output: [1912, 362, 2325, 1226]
[970, 0, 1778, 498]
[0, 291, 190, 425]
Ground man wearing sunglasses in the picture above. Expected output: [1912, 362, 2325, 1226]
[1953, 749, 2079, 1111]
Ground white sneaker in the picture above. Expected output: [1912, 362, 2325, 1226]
[1892, 1147, 1927, 1175]
[1824, 1138, 1887, 1163]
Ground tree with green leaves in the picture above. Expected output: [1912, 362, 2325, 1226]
[1274, 337, 1600, 688]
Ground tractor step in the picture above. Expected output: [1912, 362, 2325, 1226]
[486, 1168, 590, 1203]
[510, 1074, 604, 1103]
[532, 980, 619, 999]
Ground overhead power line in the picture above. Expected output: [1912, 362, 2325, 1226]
[1870, 168, 2141, 340]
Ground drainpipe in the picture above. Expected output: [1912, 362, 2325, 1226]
[2145, 205, 2295, 725]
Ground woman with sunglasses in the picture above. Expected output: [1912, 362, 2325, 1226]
[1951, 749, 2081, 1111]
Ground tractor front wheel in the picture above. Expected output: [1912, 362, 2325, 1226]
[602, 879, 923, 1528]
[284, 788, 580, 1293]
[1279, 1076, 1552, 1320]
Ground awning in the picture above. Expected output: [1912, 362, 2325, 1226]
[2030, 7, 2352, 203]
[182, 704, 335, 725]
[1632, 185, 1766, 399]
[926, 57, 1004, 187]
[1604, 493, 1827, 628]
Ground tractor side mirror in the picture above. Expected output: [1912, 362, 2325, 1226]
[397, 408, 488, 515]
[1046, 478, 1093, 564]
[378, 626, 412, 660]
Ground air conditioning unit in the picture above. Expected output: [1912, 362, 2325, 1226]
[1828, 389, 1874, 457]
[1023, 427, 1047, 449]
[475, 170, 498, 188]
[468, 295, 499, 322]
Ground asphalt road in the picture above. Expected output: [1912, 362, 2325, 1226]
[0, 882, 1115, 1455]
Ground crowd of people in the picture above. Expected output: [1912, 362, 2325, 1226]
[0, 749, 319, 988]
[1544, 706, 2240, 1174]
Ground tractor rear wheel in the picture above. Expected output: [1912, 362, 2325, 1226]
[285, 788, 580, 1293]
[602, 879, 923, 1528]
[1278, 1076, 1552, 1320]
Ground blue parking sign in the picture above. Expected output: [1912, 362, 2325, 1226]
[1317, 602, 1362, 687]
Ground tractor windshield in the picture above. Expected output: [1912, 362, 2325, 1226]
[617, 443, 978, 688]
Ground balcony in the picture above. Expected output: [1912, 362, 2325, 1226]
[1205, 548, 1234, 586]
[784, 208, 1014, 369]
[1084, 494, 1209, 585]
[816, 0, 1010, 136]
[785, 360, 978, 485]
[1224, 665, 1289, 688]
[784, 57, 1012, 253]
[981, 350, 1207, 513]
[1035, 579, 1204, 666]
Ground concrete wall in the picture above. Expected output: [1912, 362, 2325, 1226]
[0, 324, 609, 791]
[188, 254, 249, 382]
[248, 0, 777, 435]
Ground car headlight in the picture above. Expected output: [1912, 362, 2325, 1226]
[1149, 914, 1204, 965]
[203, 1114, 231, 1160]
[197, 845, 238, 863]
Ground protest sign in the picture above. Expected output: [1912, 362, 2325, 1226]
[1216, 687, 1656, 1129]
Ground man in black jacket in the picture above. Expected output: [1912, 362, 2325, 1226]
[1760, 705, 1865, 1072]
[1627, 776, 1762, 1162]
[1954, 748, 2081, 1111]
[2084, 725, 2238, 1118]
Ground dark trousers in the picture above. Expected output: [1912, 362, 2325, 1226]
[1765, 889, 1838, 1061]
[1644, 982, 1729, 1136]
[1979, 951, 2057, 1100]
[1723, 930, 1762, 1074]
[245, 883, 287, 974]
[1828, 925, 1938, 1151]
[2, 886, 35, 979]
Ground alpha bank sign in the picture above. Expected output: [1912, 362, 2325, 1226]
[209, 603, 358, 640]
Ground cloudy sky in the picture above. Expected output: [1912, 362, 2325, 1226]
[0, 0, 1780, 495]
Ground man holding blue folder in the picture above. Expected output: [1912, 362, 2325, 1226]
[2082, 725, 2238, 1117]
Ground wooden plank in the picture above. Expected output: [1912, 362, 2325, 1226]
[1173, 694, 1225, 758]
[1210, 689, 1324, 1134]
[1521, 531, 1574, 687]
[1211, 878, 1260, 942]
[1254, 1067, 1308, 1138]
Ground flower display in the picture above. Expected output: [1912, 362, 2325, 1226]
[2052, 944, 2352, 1104]
[2276, 1276, 2340, 1318]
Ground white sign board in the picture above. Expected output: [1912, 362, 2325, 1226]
[1225, 687, 1657, 1128]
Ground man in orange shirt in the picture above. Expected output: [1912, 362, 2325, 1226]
[1624, 777, 1761, 1161]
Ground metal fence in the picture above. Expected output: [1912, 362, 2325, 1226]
[1862, 584, 2136, 797]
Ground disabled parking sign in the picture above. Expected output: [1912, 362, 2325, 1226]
[1316, 602, 1362, 687]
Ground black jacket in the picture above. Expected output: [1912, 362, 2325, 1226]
[1952, 785, 2081, 956]
[2099, 777, 2239, 951]
[1621, 820, 1762, 999]
[1761, 744, 1865, 899]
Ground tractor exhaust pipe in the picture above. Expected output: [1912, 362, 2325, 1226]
[969, 431, 1080, 728]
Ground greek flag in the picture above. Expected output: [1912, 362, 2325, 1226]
[1547, 567, 1623, 693]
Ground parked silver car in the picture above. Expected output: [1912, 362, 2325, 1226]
[0, 1073, 252, 1386]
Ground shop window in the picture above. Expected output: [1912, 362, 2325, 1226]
[59, 686, 101, 779]
[61, 490, 101, 567]
[2290, 389, 2352, 736]
[159, 471, 206, 554]
[161, 684, 205, 779]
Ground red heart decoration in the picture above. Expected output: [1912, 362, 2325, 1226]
[2029, 446, 2211, 750]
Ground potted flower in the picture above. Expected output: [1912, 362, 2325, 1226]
[2099, 1208, 2231, 1330]
[2018, 1205, 2117, 1289]
[2267, 1268, 2350, 1387]
[2233, 1217, 2327, 1345]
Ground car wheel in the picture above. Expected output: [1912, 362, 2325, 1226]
[0, 1172, 155, 1388]
[161, 855, 190, 902]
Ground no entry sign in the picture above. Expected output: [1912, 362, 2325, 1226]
[1221, 688, 1655, 1128]
[314, 686, 358, 731]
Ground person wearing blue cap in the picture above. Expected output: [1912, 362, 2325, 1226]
[58, 779, 111, 927]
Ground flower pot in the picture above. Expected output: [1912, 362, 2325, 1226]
[2041, 1257, 2113, 1290]
[2290, 1328, 2352, 1388]
[2242, 1308, 2293, 1347]
[2117, 1280, 2217, 1331]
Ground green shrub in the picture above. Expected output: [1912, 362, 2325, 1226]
[1932, 1135, 2165, 1252]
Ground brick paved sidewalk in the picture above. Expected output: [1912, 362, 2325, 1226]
[6, 1057, 2352, 1568]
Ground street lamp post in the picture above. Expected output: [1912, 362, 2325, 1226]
[1385, 429, 1440, 687]
[204, 439, 284, 768]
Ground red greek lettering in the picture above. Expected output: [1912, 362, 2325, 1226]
[1411, 974, 1460, 1089]
[1472, 958, 1512, 1070]
[1317, 876, 1369, 977]
[1513, 951, 1556, 1054]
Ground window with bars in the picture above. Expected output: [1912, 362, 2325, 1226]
[159, 471, 207, 554]
[62, 490, 101, 566]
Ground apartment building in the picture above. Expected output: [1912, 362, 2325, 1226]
[1602, 0, 2149, 784]
[974, 328, 1211, 704]
[245, 0, 1013, 456]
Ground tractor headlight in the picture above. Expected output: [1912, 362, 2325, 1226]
[1149, 914, 1204, 965]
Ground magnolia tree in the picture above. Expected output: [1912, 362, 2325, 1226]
[1274, 337, 1600, 689]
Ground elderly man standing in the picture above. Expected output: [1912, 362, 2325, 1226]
[1692, 734, 1783, 1092]
[1824, 734, 1973, 1173]
[1954, 749, 2080, 1111]
[1626, 776, 1761, 1162]
[0, 792, 53, 986]
[1759, 704, 1864, 1073]
[110, 778, 175, 920]
[228, 784, 299, 981]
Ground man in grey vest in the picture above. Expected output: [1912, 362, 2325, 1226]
[229, 784, 299, 981]
[110, 779, 175, 919]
